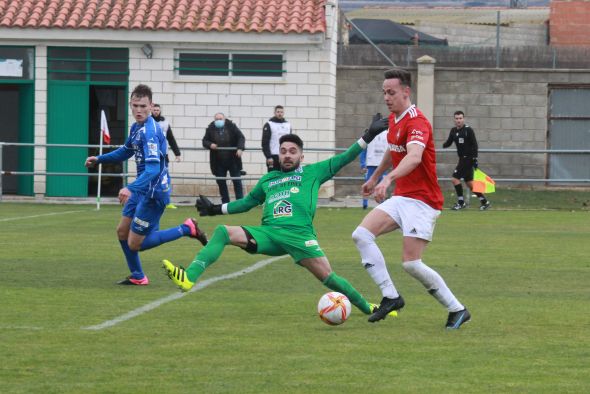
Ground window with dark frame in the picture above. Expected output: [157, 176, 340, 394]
[176, 52, 284, 77]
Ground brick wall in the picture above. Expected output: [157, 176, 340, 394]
[550, 0, 590, 46]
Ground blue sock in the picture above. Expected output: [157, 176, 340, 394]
[140, 226, 186, 251]
[119, 240, 144, 279]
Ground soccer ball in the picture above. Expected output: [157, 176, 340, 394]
[317, 292, 351, 325]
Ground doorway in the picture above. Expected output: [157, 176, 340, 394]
[87, 85, 127, 196]
[0, 84, 34, 196]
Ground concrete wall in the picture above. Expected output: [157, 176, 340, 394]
[416, 21, 547, 47]
[335, 65, 590, 197]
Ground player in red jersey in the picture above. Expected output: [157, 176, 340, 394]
[352, 68, 470, 329]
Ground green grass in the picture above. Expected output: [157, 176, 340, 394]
[1, 192, 589, 393]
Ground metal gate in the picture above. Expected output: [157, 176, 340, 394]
[548, 86, 590, 183]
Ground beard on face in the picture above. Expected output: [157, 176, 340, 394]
[280, 158, 300, 172]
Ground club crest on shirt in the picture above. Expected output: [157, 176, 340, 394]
[290, 187, 299, 193]
[273, 200, 292, 218]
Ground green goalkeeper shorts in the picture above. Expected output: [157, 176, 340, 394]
[241, 225, 325, 263]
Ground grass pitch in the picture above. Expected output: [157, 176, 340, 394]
[0, 191, 589, 393]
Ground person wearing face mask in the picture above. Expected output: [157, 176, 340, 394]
[203, 113, 245, 203]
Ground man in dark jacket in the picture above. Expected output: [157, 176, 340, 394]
[262, 105, 291, 172]
[442, 110, 490, 211]
[203, 113, 245, 203]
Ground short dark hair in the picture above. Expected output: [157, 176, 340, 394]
[131, 84, 152, 102]
[279, 133, 303, 150]
[274, 105, 284, 111]
[384, 68, 412, 88]
[153, 103, 161, 108]
[454, 110, 465, 117]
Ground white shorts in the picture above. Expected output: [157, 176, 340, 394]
[375, 196, 441, 241]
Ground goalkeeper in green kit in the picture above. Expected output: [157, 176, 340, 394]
[162, 115, 395, 318]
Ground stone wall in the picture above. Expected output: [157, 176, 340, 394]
[335, 65, 590, 197]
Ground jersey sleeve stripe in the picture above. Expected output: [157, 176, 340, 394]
[407, 140, 425, 148]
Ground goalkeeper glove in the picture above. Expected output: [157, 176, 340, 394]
[362, 113, 388, 144]
[195, 195, 222, 216]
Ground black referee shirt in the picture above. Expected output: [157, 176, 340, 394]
[442, 125, 478, 158]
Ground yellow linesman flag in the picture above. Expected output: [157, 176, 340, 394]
[472, 168, 495, 194]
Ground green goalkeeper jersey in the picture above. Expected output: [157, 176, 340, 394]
[225, 141, 364, 234]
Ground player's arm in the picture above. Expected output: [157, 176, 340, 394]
[196, 180, 265, 216]
[374, 143, 424, 202]
[88, 145, 134, 166]
[128, 121, 162, 193]
[316, 115, 388, 182]
[442, 129, 454, 148]
[368, 148, 392, 181]
[316, 139, 365, 182]
[127, 161, 159, 193]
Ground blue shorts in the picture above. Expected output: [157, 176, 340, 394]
[122, 192, 166, 236]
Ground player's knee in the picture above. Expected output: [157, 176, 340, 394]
[352, 226, 374, 246]
[127, 239, 141, 252]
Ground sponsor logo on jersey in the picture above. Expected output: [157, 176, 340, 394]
[268, 175, 301, 188]
[304, 240, 319, 247]
[273, 200, 292, 218]
[268, 190, 291, 204]
[389, 144, 407, 153]
[133, 217, 150, 228]
[411, 129, 424, 136]
[290, 187, 299, 193]
[458, 138, 464, 144]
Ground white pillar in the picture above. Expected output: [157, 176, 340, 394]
[416, 55, 436, 126]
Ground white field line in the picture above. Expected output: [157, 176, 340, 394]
[0, 210, 88, 222]
[82, 255, 288, 331]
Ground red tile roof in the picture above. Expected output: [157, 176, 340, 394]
[0, 0, 326, 33]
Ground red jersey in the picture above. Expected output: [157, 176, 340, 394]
[387, 105, 444, 210]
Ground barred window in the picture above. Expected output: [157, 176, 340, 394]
[176, 52, 284, 78]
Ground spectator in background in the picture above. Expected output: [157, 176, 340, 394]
[262, 105, 291, 172]
[152, 104, 181, 164]
[152, 103, 181, 209]
[203, 113, 245, 203]
[359, 117, 389, 209]
[442, 110, 491, 211]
